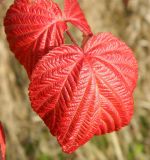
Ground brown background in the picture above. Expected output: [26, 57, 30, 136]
[0, 0, 150, 160]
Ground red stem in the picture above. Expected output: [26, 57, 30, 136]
[66, 31, 78, 46]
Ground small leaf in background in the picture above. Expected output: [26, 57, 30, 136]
[29, 33, 138, 153]
[64, 0, 92, 36]
[0, 122, 6, 160]
[4, 0, 67, 77]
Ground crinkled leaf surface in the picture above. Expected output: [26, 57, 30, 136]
[4, 0, 67, 77]
[0, 123, 6, 160]
[29, 32, 138, 153]
[64, 0, 92, 36]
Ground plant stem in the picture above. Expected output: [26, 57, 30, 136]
[66, 31, 78, 46]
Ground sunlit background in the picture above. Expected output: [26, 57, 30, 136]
[0, 0, 150, 159]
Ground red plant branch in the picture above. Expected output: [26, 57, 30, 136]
[66, 30, 78, 46]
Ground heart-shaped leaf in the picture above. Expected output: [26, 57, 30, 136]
[4, 0, 67, 77]
[64, 0, 92, 36]
[29, 33, 138, 153]
[0, 123, 6, 160]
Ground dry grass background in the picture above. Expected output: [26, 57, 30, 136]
[0, 0, 150, 160]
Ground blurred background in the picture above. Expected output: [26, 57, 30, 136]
[0, 0, 150, 160]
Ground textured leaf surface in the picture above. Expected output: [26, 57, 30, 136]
[0, 123, 6, 160]
[29, 33, 138, 153]
[64, 0, 92, 36]
[4, 0, 67, 77]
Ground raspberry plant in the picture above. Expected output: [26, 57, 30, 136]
[2, 0, 137, 156]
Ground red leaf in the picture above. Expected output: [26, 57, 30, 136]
[0, 123, 6, 160]
[4, 0, 67, 77]
[29, 33, 138, 153]
[64, 0, 92, 36]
